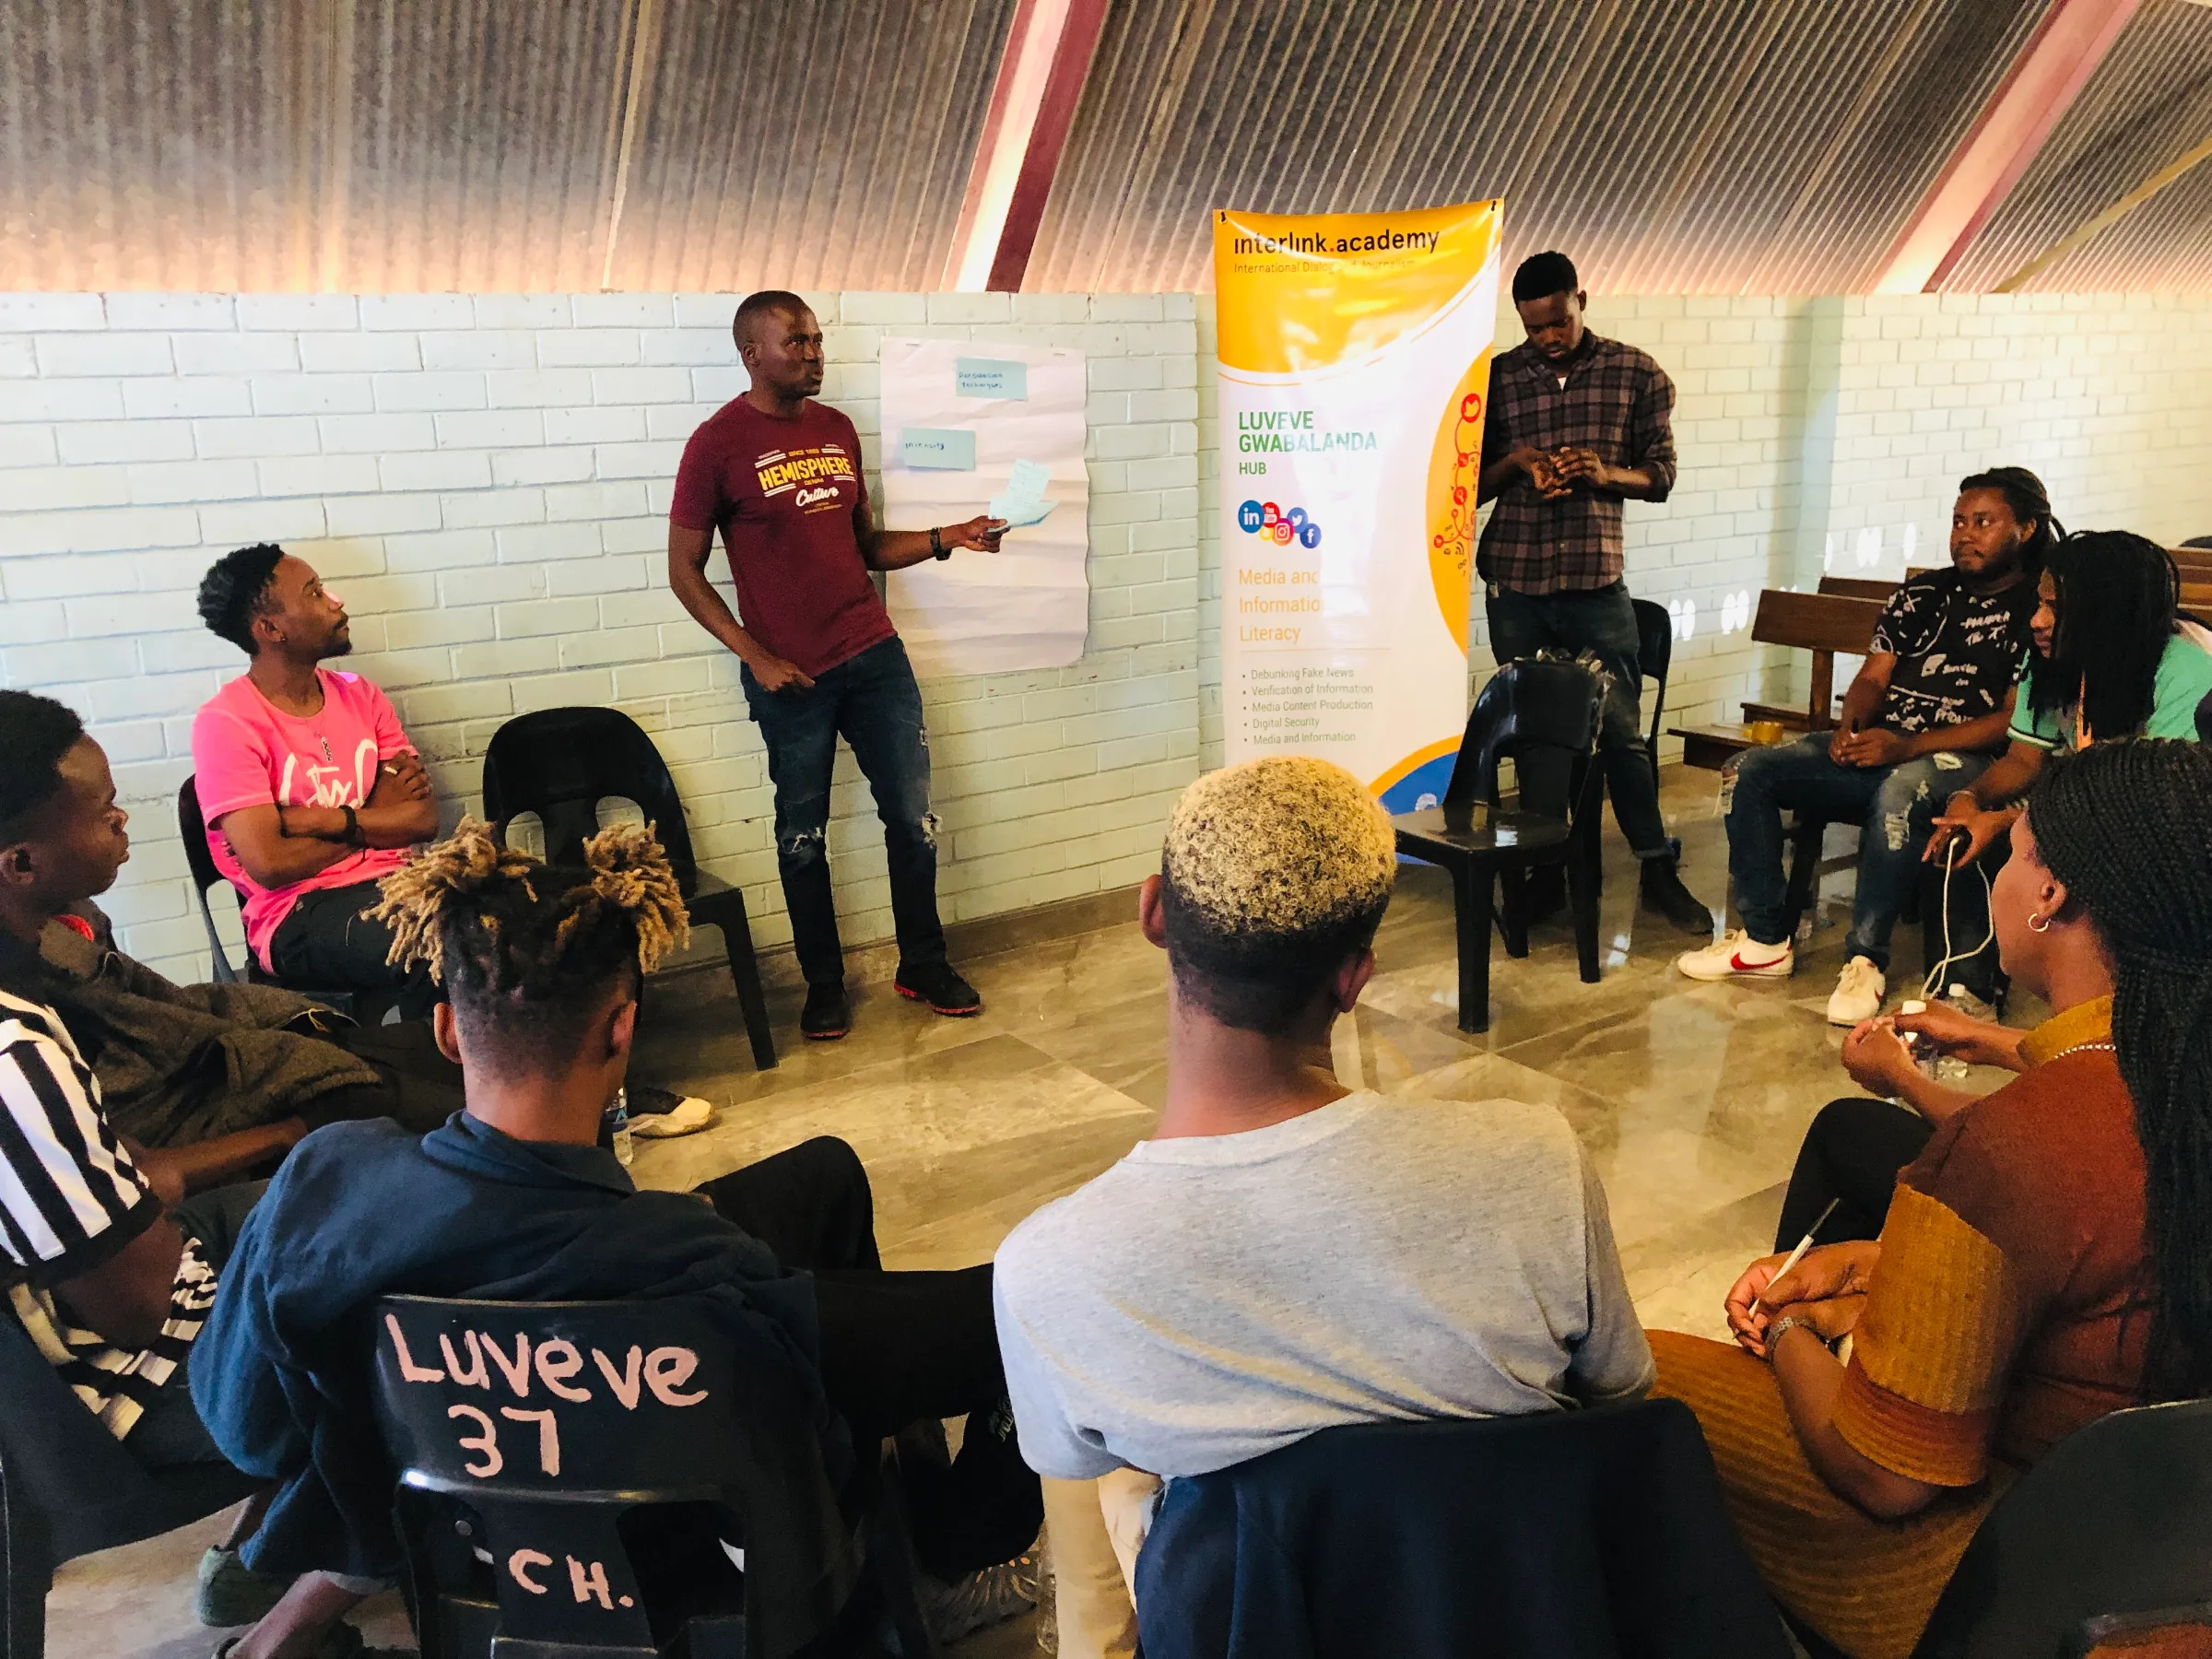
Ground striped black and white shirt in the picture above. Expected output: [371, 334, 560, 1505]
[0, 988, 217, 1438]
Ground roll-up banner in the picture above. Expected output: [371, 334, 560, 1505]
[1213, 200, 1502, 810]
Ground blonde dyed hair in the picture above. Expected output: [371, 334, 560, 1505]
[372, 819, 688, 1041]
[1163, 757, 1394, 942]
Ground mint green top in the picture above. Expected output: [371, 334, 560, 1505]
[2009, 629, 2212, 750]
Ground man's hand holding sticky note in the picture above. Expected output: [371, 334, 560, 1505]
[989, 457, 1056, 530]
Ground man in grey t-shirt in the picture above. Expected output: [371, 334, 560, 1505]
[993, 756, 1652, 1487]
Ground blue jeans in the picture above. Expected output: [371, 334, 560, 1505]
[742, 636, 946, 988]
[1726, 734, 1992, 970]
[1485, 582, 1671, 856]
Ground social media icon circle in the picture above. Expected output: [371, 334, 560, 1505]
[1272, 520, 1294, 545]
[1261, 502, 1280, 528]
[1238, 500, 1264, 534]
[1287, 507, 1307, 529]
[1298, 522, 1322, 549]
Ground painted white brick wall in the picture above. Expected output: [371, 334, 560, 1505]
[0, 291, 1201, 981]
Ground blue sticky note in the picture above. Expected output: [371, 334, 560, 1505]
[901, 428, 977, 470]
[956, 358, 1028, 400]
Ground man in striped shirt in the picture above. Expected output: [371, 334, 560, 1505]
[0, 691, 394, 1655]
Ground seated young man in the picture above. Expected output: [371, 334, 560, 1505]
[1678, 468, 2048, 1023]
[0, 691, 402, 1656]
[993, 757, 1651, 1505]
[193, 821, 1041, 1650]
[2, 689, 468, 1150]
[191, 543, 441, 1018]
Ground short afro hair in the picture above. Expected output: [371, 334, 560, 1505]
[1159, 757, 1396, 1035]
[733, 289, 811, 347]
[0, 689, 87, 839]
[197, 543, 288, 654]
[1512, 250, 1580, 303]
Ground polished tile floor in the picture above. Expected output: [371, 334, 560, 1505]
[51, 769, 2020, 1657]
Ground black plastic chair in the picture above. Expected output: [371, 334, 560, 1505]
[374, 1294, 926, 1659]
[1393, 659, 1606, 1034]
[177, 776, 393, 1024]
[1906, 1398, 2212, 1658]
[1633, 596, 1674, 798]
[1133, 1400, 1791, 1659]
[479, 709, 775, 1070]
[2, 1310, 259, 1659]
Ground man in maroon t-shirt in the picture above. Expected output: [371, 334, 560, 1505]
[670, 291, 1004, 1041]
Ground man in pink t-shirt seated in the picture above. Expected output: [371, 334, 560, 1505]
[191, 545, 441, 1017]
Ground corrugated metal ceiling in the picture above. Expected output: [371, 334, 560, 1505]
[1938, 0, 2212, 291]
[0, 0, 1017, 293]
[5, 0, 2212, 295]
[1023, 0, 2046, 294]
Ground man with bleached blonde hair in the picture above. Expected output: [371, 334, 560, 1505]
[993, 754, 1652, 1492]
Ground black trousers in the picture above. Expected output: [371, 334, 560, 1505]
[695, 1136, 1040, 1579]
[1773, 1098, 1937, 1252]
[265, 881, 441, 1020]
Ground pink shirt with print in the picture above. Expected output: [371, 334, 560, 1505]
[191, 670, 415, 970]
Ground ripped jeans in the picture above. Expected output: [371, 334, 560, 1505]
[1725, 733, 1993, 971]
[743, 636, 947, 988]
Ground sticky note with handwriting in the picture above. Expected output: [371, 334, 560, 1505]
[956, 358, 1028, 400]
[901, 428, 977, 470]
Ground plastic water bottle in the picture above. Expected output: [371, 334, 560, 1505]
[610, 1086, 634, 1166]
[1717, 752, 1744, 816]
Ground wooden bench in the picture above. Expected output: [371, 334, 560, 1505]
[1667, 589, 1885, 771]
[1817, 576, 1898, 602]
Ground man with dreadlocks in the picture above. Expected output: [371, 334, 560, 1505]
[1680, 468, 2053, 1023]
[1651, 739, 2212, 1659]
[193, 821, 1042, 1650]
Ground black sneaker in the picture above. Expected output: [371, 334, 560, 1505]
[1639, 857, 1713, 935]
[894, 961, 982, 1017]
[800, 982, 851, 1041]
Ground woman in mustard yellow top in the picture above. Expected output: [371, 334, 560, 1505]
[1651, 738, 2212, 1659]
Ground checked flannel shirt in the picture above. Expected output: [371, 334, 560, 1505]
[1477, 334, 1677, 595]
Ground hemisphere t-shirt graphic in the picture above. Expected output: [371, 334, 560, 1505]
[1869, 569, 2038, 735]
[669, 397, 896, 679]
[190, 669, 414, 969]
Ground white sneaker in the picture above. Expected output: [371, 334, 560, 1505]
[1677, 930, 1794, 982]
[1826, 957, 1888, 1025]
[625, 1088, 715, 1138]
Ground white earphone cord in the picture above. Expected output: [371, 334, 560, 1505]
[1921, 846, 1995, 1005]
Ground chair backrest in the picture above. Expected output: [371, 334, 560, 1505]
[1632, 596, 1673, 695]
[177, 777, 241, 984]
[1133, 1399, 1790, 1659]
[1441, 658, 1606, 810]
[1747, 589, 1886, 732]
[373, 1294, 855, 1659]
[479, 709, 700, 888]
[1912, 1398, 2212, 1658]
[0, 1301, 256, 1578]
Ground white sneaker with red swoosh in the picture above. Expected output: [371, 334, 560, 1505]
[1676, 929, 1794, 981]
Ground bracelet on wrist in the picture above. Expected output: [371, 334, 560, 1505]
[929, 525, 948, 560]
[342, 804, 362, 848]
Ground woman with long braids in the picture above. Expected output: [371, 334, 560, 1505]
[1929, 529, 2212, 869]
[193, 821, 1042, 1656]
[1648, 739, 2212, 1659]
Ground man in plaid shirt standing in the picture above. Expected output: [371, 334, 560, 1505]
[1478, 251, 1710, 935]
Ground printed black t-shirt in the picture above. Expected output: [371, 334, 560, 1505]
[1869, 569, 2037, 735]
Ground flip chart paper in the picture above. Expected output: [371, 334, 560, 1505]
[901, 428, 976, 470]
[881, 338, 1088, 675]
[955, 358, 1029, 400]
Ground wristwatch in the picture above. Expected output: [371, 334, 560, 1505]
[341, 804, 364, 848]
[928, 525, 948, 559]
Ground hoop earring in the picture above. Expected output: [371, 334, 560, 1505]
[2027, 912, 2052, 934]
